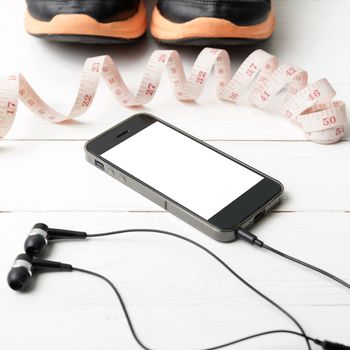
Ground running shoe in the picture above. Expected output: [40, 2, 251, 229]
[25, 0, 147, 44]
[151, 0, 275, 45]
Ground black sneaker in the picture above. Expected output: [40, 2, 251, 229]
[25, 0, 147, 44]
[151, 0, 275, 45]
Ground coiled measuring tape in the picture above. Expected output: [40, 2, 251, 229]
[0, 48, 347, 144]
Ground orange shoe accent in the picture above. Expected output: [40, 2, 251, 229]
[25, 0, 147, 40]
[151, 6, 275, 41]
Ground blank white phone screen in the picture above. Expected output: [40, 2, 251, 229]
[102, 122, 263, 220]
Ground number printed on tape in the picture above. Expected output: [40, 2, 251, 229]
[0, 48, 347, 144]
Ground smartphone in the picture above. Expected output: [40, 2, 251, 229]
[85, 114, 283, 242]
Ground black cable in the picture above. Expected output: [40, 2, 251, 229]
[87, 229, 312, 350]
[73, 266, 317, 350]
[236, 229, 350, 291]
[73, 267, 152, 350]
[262, 244, 350, 289]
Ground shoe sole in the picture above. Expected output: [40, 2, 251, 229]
[25, 0, 147, 44]
[153, 37, 265, 46]
[30, 34, 146, 44]
[151, 6, 275, 45]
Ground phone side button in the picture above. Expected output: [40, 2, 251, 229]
[118, 175, 127, 184]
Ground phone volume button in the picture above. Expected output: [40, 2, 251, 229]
[118, 175, 126, 184]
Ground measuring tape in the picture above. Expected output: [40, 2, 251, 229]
[0, 48, 347, 144]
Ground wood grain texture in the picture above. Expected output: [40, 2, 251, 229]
[0, 0, 349, 349]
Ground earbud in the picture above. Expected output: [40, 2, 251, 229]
[25, 223, 49, 256]
[8, 223, 84, 291]
[7, 253, 73, 291]
[24, 223, 87, 256]
[315, 339, 350, 350]
[7, 254, 33, 291]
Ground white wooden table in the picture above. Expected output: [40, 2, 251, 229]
[1, 1, 349, 349]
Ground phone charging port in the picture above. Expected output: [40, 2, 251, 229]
[95, 160, 104, 170]
[253, 211, 264, 223]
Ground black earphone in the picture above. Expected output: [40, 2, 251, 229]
[8, 223, 86, 290]
[24, 223, 87, 256]
[8, 223, 350, 350]
[8, 253, 72, 291]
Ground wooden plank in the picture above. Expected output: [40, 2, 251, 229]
[0, 140, 348, 212]
[1, 211, 350, 349]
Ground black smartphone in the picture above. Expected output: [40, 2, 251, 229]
[85, 113, 283, 242]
